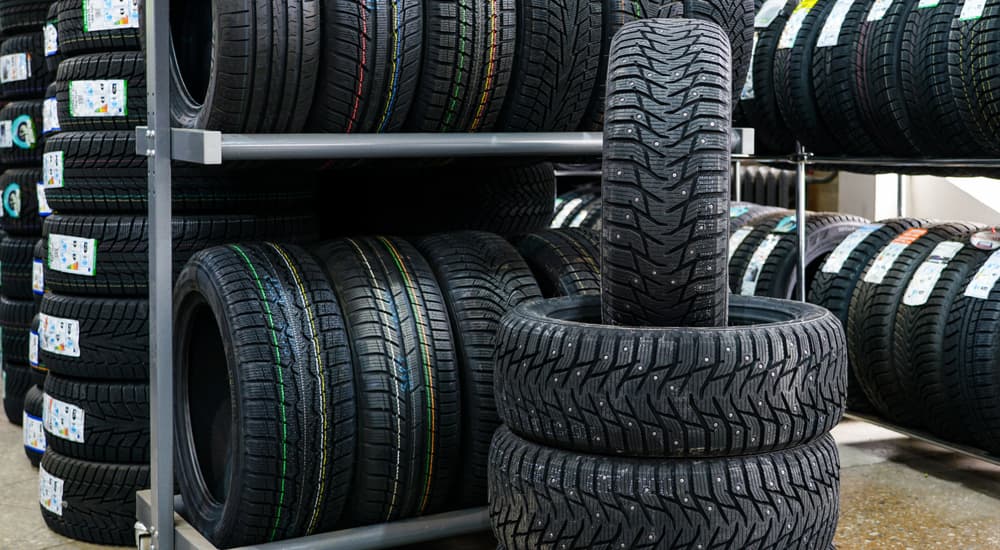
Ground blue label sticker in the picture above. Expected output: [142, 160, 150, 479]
[730, 205, 750, 218]
[773, 215, 798, 233]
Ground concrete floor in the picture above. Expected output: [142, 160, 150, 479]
[0, 419, 998, 549]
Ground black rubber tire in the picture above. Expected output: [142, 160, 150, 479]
[314, 237, 460, 525]
[728, 209, 790, 293]
[29, 313, 43, 376]
[307, 0, 419, 133]
[513, 228, 601, 297]
[848, 222, 981, 427]
[856, 0, 922, 156]
[808, 218, 929, 412]
[0, 30, 49, 99]
[737, 0, 797, 154]
[31, 236, 43, 308]
[22, 383, 43, 467]
[0, 168, 41, 234]
[496, 294, 846, 457]
[412, 231, 541, 508]
[738, 213, 870, 300]
[436, 161, 556, 236]
[0, 0, 48, 36]
[2, 360, 31, 424]
[39, 450, 149, 546]
[579, 0, 648, 130]
[55, 0, 140, 55]
[0, 235, 34, 298]
[43, 3, 57, 77]
[43, 213, 316, 297]
[54, 51, 146, 131]
[947, 0, 1000, 155]
[551, 191, 598, 231]
[42, 131, 316, 213]
[811, 0, 882, 155]
[602, 18, 731, 328]
[497, 0, 602, 131]
[772, 0, 840, 154]
[42, 374, 148, 463]
[38, 292, 148, 380]
[1, 295, 32, 364]
[174, 243, 356, 546]
[42, 82, 58, 135]
[0, 100, 42, 165]
[489, 427, 841, 550]
[729, 201, 786, 233]
[566, 194, 603, 230]
[406, 0, 515, 131]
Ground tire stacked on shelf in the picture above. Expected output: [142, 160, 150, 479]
[513, 228, 601, 297]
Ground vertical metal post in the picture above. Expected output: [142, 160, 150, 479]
[897, 173, 905, 217]
[734, 160, 742, 202]
[795, 143, 808, 302]
[145, 0, 174, 548]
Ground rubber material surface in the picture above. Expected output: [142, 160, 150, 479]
[514, 228, 601, 297]
[55, 51, 146, 131]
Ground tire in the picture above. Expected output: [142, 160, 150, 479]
[848, 222, 981, 427]
[0, 30, 49, 99]
[737, 0, 797, 154]
[175, 243, 355, 546]
[738, 213, 870, 299]
[812, 0, 882, 155]
[31, 236, 43, 308]
[0, 100, 42, 165]
[406, 0, 515, 131]
[0, 168, 41, 235]
[729, 201, 786, 233]
[42, 374, 148, 463]
[808, 218, 929, 411]
[496, 294, 846, 457]
[42, 132, 316, 213]
[948, 0, 1000, 155]
[551, 191, 598, 231]
[38, 292, 148, 380]
[22, 383, 43, 467]
[314, 237, 460, 525]
[489, 427, 840, 550]
[1, 295, 32, 364]
[2, 360, 31, 424]
[565, 194, 603, 229]
[412, 231, 541, 508]
[513, 228, 601, 297]
[579, 0, 647, 130]
[54, 51, 146, 132]
[43, 2, 58, 77]
[42, 82, 58, 135]
[772, 0, 840, 154]
[497, 0, 602, 131]
[440, 161, 556, 236]
[0, 0, 48, 36]
[43, 213, 317, 297]
[39, 450, 149, 546]
[602, 18, 731, 328]
[728, 210, 790, 293]
[0, 235, 34, 298]
[55, 0, 140, 55]
[308, 0, 419, 133]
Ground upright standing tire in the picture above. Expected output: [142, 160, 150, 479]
[54, 51, 146, 131]
[0, 30, 49, 99]
[513, 228, 601, 297]
[728, 210, 790, 292]
[602, 18, 731, 327]
[948, 0, 1000, 155]
[0, 0, 48, 36]
[55, 0, 140, 55]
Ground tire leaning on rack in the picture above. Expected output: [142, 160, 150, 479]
[54, 51, 146, 132]
[174, 243, 356, 547]
[602, 18, 731, 327]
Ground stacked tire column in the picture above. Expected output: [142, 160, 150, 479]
[490, 18, 847, 549]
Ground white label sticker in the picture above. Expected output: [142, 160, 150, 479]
[44, 393, 85, 443]
[960, 0, 987, 19]
[32, 258, 44, 295]
[39, 466, 64, 515]
[817, 0, 856, 47]
[0, 120, 12, 148]
[37, 184, 51, 217]
[729, 226, 755, 261]
[84, 0, 140, 31]
[965, 250, 1000, 299]
[756, 0, 788, 27]
[43, 97, 60, 134]
[918, 0, 941, 7]
[23, 412, 45, 452]
[0, 53, 30, 83]
[741, 234, 783, 295]
[867, 0, 895, 20]
[69, 80, 127, 117]
[48, 234, 97, 277]
[821, 224, 884, 273]
[778, 0, 817, 49]
[43, 151, 63, 188]
[903, 241, 964, 306]
[44, 23, 58, 57]
[741, 33, 759, 100]
[29, 330, 38, 366]
[863, 228, 928, 284]
[39, 313, 81, 358]
[551, 197, 584, 228]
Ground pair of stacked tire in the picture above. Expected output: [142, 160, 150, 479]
[810, 220, 1000, 455]
[739, 0, 1000, 159]
[488, 19, 846, 550]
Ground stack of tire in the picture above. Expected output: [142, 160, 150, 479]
[738, 0, 1000, 161]
[0, 0, 52, 477]
[489, 19, 846, 550]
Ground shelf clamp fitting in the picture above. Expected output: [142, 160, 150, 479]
[134, 521, 153, 550]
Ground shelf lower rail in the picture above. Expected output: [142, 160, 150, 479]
[735, 155, 1000, 169]
[844, 412, 1000, 468]
[135, 491, 489, 550]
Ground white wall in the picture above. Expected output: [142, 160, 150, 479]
[837, 172, 1000, 225]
